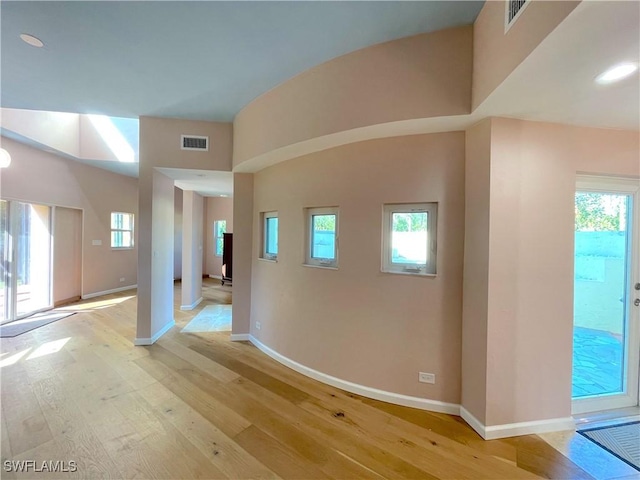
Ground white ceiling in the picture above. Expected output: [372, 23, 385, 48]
[157, 168, 233, 197]
[0, 1, 485, 121]
[1, 0, 638, 193]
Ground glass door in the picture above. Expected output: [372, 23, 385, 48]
[572, 177, 639, 414]
[0, 200, 52, 324]
[0, 200, 9, 324]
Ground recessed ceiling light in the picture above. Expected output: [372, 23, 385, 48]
[20, 33, 44, 48]
[220, 195, 228, 197]
[596, 62, 638, 84]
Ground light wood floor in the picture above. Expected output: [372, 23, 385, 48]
[0, 279, 630, 479]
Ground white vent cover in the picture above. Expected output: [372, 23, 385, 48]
[505, 0, 530, 32]
[181, 135, 209, 151]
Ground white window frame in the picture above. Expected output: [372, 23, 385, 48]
[305, 207, 339, 268]
[111, 212, 134, 249]
[214, 220, 226, 257]
[382, 203, 437, 276]
[261, 211, 278, 261]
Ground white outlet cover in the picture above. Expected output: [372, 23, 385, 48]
[255, 321, 261, 329]
[419, 372, 436, 384]
[92, 239, 102, 246]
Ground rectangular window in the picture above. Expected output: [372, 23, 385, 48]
[305, 207, 338, 268]
[262, 212, 278, 260]
[214, 220, 226, 256]
[111, 212, 134, 248]
[382, 203, 437, 275]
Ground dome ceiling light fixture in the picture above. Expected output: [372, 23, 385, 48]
[595, 62, 639, 85]
[19, 33, 44, 48]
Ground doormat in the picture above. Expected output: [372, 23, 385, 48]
[579, 421, 640, 471]
[181, 304, 231, 333]
[0, 311, 76, 337]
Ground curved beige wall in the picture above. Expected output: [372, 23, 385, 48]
[250, 132, 465, 404]
[234, 26, 472, 170]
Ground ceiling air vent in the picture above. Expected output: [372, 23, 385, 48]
[505, 0, 530, 32]
[181, 135, 209, 151]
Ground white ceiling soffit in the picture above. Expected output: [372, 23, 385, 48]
[0, 1, 485, 121]
[476, 0, 640, 130]
[0, 126, 140, 178]
[156, 168, 233, 197]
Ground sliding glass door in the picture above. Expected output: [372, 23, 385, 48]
[1, 200, 8, 324]
[0, 200, 52, 323]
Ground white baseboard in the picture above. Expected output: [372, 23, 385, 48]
[209, 275, 222, 280]
[230, 333, 250, 341]
[460, 406, 575, 440]
[134, 320, 175, 346]
[82, 284, 137, 300]
[248, 335, 460, 416]
[459, 407, 487, 439]
[180, 297, 203, 311]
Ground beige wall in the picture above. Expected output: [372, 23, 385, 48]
[472, 0, 580, 108]
[53, 207, 82, 305]
[205, 196, 234, 277]
[461, 119, 492, 424]
[174, 187, 183, 279]
[1, 109, 80, 157]
[233, 174, 254, 336]
[234, 26, 472, 168]
[181, 191, 204, 308]
[139, 116, 232, 171]
[250, 133, 465, 403]
[461, 118, 639, 429]
[0, 137, 138, 296]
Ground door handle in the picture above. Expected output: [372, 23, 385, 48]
[635, 299, 640, 307]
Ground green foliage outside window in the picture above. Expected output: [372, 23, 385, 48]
[575, 193, 623, 232]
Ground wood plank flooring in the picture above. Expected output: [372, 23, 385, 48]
[0, 280, 621, 479]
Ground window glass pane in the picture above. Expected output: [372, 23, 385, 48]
[266, 217, 278, 255]
[214, 221, 226, 255]
[391, 212, 428, 264]
[312, 214, 336, 259]
[112, 231, 122, 248]
[121, 214, 132, 230]
[122, 231, 132, 247]
[216, 221, 226, 237]
[573, 192, 629, 398]
[111, 213, 120, 229]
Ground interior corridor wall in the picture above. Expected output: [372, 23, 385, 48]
[174, 187, 183, 279]
[250, 132, 465, 404]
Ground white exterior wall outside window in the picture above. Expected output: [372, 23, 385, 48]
[305, 207, 338, 268]
[382, 203, 437, 275]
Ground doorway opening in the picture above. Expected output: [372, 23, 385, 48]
[1, 200, 53, 324]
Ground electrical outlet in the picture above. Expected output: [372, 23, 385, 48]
[255, 321, 261, 330]
[119, 277, 125, 282]
[419, 372, 436, 384]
